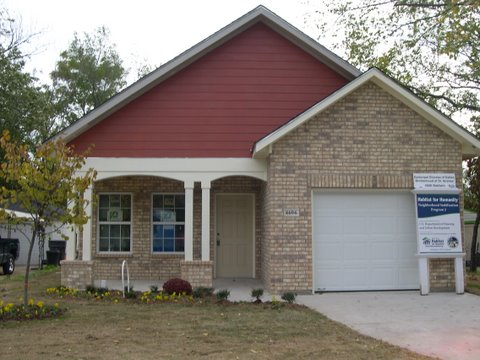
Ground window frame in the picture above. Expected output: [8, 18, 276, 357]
[151, 192, 185, 254]
[97, 192, 133, 254]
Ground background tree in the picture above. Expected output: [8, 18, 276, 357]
[309, 0, 480, 122]
[0, 7, 52, 148]
[0, 131, 96, 306]
[465, 159, 480, 270]
[50, 26, 127, 127]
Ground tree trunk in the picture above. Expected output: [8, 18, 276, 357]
[23, 225, 37, 307]
[470, 210, 480, 272]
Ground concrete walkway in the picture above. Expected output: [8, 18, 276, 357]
[297, 291, 480, 360]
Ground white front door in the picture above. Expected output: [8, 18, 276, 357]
[313, 191, 419, 291]
[216, 194, 254, 277]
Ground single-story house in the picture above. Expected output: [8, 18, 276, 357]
[56, 6, 480, 293]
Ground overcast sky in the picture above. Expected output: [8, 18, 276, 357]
[3, 0, 329, 84]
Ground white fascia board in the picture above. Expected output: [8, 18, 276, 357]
[79, 158, 267, 182]
[52, 6, 360, 144]
[253, 68, 480, 158]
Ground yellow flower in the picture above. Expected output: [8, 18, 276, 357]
[28, 298, 35, 306]
[36, 301, 44, 309]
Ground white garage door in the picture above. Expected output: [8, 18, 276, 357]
[313, 191, 419, 291]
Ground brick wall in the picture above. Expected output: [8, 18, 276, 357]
[180, 260, 214, 288]
[263, 82, 463, 293]
[61, 260, 94, 289]
[92, 176, 186, 280]
[429, 258, 455, 291]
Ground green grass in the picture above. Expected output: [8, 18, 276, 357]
[466, 269, 480, 295]
[0, 269, 434, 360]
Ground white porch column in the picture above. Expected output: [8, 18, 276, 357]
[82, 186, 93, 261]
[201, 181, 211, 261]
[184, 180, 194, 261]
[64, 199, 76, 260]
[65, 225, 77, 260]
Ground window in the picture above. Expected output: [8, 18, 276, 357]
[152, 194, 184, 252]
[98, 194, 131, 252]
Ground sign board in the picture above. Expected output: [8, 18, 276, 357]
[415, 193, 462, 253]
[413, 173, 456, 190]
[283, 208, 300, 217]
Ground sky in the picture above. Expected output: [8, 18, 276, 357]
[2, 0, 330, 84]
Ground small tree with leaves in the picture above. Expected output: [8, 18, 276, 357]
[0, 131, 96, 306]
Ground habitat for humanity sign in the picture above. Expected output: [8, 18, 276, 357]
[413, 173, 462, 253]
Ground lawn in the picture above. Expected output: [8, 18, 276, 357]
[0, 268, 434, 360]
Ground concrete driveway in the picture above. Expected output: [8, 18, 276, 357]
[297, 291, 480, 360]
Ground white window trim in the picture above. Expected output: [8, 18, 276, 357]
[151, 192, 186, 254]
[97, 192, 133, 254]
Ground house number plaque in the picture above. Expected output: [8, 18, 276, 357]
[283, 208, 300, 217]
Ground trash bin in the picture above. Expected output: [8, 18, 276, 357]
[46, 250, 60, 266]
[48, 240, 66, 264]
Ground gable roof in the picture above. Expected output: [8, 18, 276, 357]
[252, 68, 480, 159]
[52, 5, 361, 143]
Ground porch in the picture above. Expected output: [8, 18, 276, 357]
[62, 158, 267, 290]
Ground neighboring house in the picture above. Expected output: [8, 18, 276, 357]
[0, 208, 64, 267]
[56, 6, 480, 293]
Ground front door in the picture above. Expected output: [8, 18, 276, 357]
[216, 194, 254, 277]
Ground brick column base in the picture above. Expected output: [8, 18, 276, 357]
[429, 258, 456, 292]
[61, 260, 94, 290]
[180, 260, 213, 288]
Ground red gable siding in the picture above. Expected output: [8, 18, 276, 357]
[69, 23, 348, 157]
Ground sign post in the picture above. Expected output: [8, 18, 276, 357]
[412, 174, 465, 295]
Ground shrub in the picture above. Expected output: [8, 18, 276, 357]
[251, 288, 264, 303]
[162, 278, 193, 295]
[281, 292, 296, 304]
[85, 285, 109, 295]
[271, 295, 281, 310]
[149, 285, 159, 293]
[216, 289, 230, 301]
[46, 286, 78, 298]
[193, 287, 214, 299]
[0, 299, 65, 321]
[124, 286, 137, 299]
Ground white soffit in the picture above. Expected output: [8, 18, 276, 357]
[51, 6, 360, 143]
[253, 68, 480, 159]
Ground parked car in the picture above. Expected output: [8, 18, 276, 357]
[0, 235, 20, 274]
